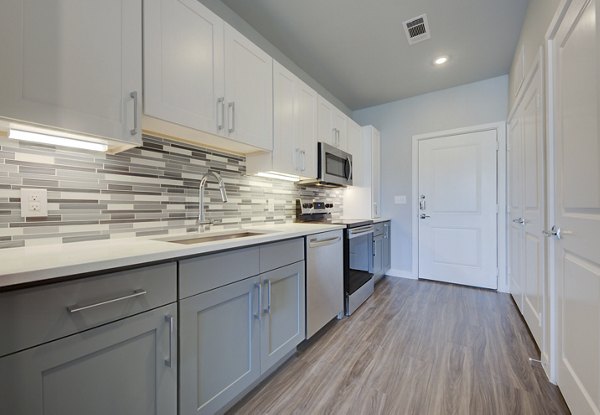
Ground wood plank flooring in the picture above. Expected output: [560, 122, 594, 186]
[228, 278, 570, 415]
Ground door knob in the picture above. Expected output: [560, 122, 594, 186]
[512, 218, 525, 224]
[420, 213, 431, 219]
[543, 226, 568, 240]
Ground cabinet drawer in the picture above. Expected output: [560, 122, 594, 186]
[260, 238, 304, 273]
[0, 262, 176, 357]
[179, 246, 260, 298]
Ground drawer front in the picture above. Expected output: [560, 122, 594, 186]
[0, 262, 176, 357]
[259, 238, 304, 273]
[179, 246, 260, 298]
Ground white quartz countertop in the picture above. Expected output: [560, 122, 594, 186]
[0, 223, 344, 289]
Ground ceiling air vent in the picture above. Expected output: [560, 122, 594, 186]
[403, 14, 431, 45]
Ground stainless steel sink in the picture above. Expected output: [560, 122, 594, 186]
[157, 231, 269, 245]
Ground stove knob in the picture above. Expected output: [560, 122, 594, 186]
[308, 203, 314, 208]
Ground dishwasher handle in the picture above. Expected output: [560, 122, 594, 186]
[309, 236, 341, 248]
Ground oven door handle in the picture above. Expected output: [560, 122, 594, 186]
[348, 225, 374, 239]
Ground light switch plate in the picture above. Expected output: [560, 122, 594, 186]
[21, 188, 48, 218]
[394, 195, 407, 205]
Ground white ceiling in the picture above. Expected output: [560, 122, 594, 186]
[221, 0, 529, 110]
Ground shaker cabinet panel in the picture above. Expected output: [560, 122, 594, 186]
[224, 24, 273, 151]
[144, 0, 225, 135]
[179, 276, 261, 415]
[0, 0, 142, 146]
[0, 303, 177, 415]
[260, 261, 306, 372]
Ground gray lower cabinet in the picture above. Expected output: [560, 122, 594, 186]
[179, 276, 261, 415]
[260, 261, 305, 372]
[373, 234, 384, 280]
[179, 260, 306, 415]
[383, 221, 391, 274]
[0, 302, 178, 415]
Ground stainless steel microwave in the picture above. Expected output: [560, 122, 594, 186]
[298, 142, 353, 187]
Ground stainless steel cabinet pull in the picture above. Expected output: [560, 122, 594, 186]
[263, 280, 272, 314]
[420, 213, 431, 219]
[129, 91, 138, 136]
[301, 150, 306, 171]
[217, 97, 225, 130]
[228, 102, 236, 133]
[254, 283, 262, 320]
[164, 315, 174, 367]
[309, 236, 341, 248]
[67, 289, 147, 313]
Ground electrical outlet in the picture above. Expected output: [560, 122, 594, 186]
[21, 188, 48, 218]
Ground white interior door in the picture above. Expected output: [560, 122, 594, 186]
[418, 130, 498, 289]
[508, 116, 525, 309]
[521, 65, 546, 353]
[552, 0, 600, 413]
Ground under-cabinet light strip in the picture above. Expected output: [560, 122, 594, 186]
[8, 129, 108, 152]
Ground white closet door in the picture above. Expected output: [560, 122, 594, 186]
[224, 24, 273, 151]
[508, 116, 525, 311]
[418, 130, 498, 289]
[552, 0, 600, 413]
[144, 0, 225, 135]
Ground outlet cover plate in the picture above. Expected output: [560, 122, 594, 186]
[21, 188, 48, 218]
[394, 195, 407, 205]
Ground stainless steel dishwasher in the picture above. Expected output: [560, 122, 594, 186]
[306, 229, 344, 339]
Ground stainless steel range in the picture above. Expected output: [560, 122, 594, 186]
[296, 199, 374, 316]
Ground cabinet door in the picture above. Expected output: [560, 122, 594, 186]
[333, 110, 348, 151]
[0, 303, 177, 415]
[224, 24, 273, 151]
[347, 119, 364, 186]
[0, 0, 142, 145]
[260, 261, 305, 373]
[144, 0, 224, 135]
[295, 81, 318, 178]
[180, 276, 260, 415]
[371, 128, 382, 218]
[317, 96, 336, 147]
[272, 61, 299, 175]
[372, 237, 384, 277]
[383, 222, 391, 272]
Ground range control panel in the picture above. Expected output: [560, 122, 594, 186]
[296, 198, 335, 215]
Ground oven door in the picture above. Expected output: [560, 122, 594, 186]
[319, 142, 353, 186]
[345, 225, 374, 295]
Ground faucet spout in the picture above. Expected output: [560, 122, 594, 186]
[199, 171, 228, 230]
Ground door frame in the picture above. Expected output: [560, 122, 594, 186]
[411, 122, 508, 291]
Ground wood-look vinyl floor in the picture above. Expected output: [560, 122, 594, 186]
[228, 278, 570, 415]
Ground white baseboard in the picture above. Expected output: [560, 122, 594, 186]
[385, 269, 417, 280]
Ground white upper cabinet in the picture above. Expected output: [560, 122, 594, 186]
[144, 0, 225, 135]
[224, 24, 273, 151]
[0, 0, 142, 150]
[143, 2, 272, 152]
[318, 96, 348, 151]
[248, 61, 316, 178]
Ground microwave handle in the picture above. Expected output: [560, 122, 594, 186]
[344, 156, 352, 181]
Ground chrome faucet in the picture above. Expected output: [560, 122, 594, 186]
[198, 170, 228, 232]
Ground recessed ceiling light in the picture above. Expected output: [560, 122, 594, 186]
[434, 56, 449, 65]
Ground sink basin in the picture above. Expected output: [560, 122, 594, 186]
[157, 231, 270, 245]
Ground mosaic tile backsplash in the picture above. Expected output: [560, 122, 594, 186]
[0, 135, 343, 249]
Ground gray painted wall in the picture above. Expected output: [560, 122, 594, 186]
[352, 75, 508, 275]
[508, 0, 561, 109]
[198, 0, 352, 116]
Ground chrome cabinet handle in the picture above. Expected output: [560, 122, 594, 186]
[164, 315, 174, 367]
[254, 283, 262, 320]
[309, 236, 341, 248]
[420, 213, 431, 219]
[130, 91, 138, 136]
[67, 289, 147, 313]
[301, 150, 306, 171]
[217, 97, 225, 131]
[228, 102, 235, 133]
[263, 280, 272, 314]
